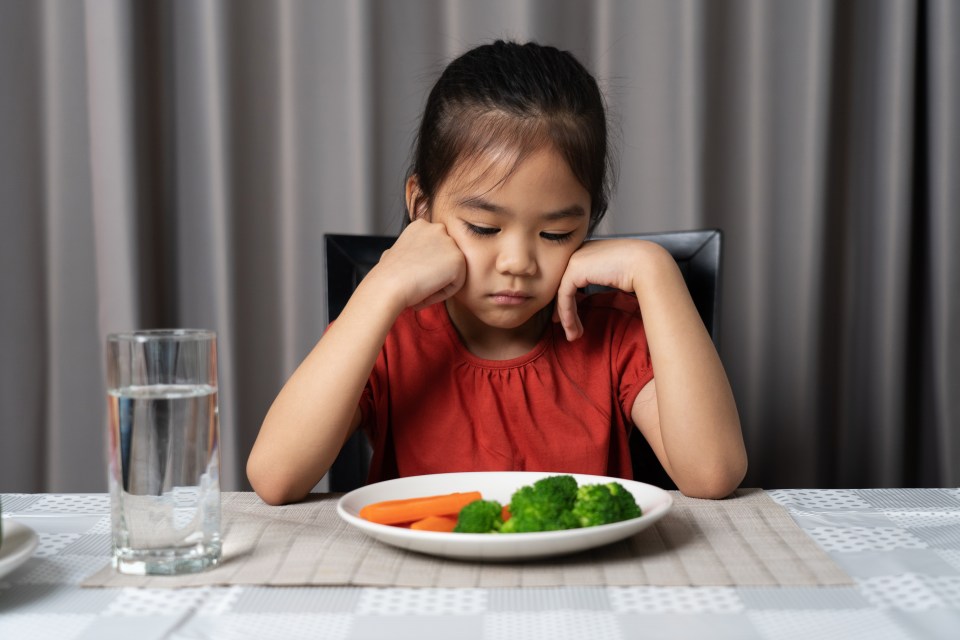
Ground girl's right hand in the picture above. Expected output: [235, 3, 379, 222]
[368, 219, 467, 311]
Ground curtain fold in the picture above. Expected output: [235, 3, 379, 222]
[40, 0, 105, 489]
[926, 0, 959, 486]
[0, 0, 46, 490]
[826, 0, 916, 487]
[167, 0, 238, 488]
[1, 0, 956, 492]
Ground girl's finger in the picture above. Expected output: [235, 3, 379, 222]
[564, 305, 583, 341]
[554, 278, 583, 341]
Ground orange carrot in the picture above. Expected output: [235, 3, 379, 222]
[501, 504, 511, 522]
[409, 515, 458, 532]
[359, 491, 483, 525]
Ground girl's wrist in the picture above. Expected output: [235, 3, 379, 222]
[627, 240, 685, 302]
[353, 267, 410, 319]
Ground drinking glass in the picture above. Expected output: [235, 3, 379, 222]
[105, 329, 221, 575]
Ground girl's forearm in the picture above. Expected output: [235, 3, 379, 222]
[247, 274, 406, 505]
[632, 243, 747, 498]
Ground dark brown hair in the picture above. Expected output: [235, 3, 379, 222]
[406, 40, 612, 232]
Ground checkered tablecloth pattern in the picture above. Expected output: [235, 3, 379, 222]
[2, 489, 959, 639]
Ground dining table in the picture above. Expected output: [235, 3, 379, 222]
[2, 487, 959, 639]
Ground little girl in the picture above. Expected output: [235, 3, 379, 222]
[248, 41, 747, 505]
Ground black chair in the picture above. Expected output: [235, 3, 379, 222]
[324, 230, 722, 491]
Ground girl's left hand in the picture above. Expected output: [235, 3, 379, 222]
[553, 239, 662, 341]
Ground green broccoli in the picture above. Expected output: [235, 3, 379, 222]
[606, 481, 642, 520]
[571, 482, 643, 527]
[453, 499, 504, 533]
[500, 475, 581, 533]
[457, 475, 642, 534]
[532, 474, 579, 505]
[570, 484, 619, 527]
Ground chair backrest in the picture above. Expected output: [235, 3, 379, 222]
[324, 229, 722, 491]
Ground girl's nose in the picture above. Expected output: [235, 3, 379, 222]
[496, 240, 538, 277]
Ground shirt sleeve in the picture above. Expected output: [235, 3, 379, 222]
[611, 295, 654, 423]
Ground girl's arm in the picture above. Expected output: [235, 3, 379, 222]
[555, 239, 747, 499]
[247, 220, 466, 505]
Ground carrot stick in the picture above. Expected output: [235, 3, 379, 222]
[409, 515, 458, 532]
[359, 491, 483, 525]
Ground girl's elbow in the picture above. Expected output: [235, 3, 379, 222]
[247, 454, 300, 506]
[678, 479, 738, 500]
[254, 486, 289, 507]
[679, 479, 739, 500]
[678, 458, 748, 500]
[251, 478, 305, 507]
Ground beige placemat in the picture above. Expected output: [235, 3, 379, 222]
[82, 489, 852, 588]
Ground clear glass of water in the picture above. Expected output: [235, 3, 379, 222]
[106, 329, 221, 575]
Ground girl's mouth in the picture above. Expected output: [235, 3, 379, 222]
[490, 291, 532, 305]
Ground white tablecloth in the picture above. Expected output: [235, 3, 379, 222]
[2, 489, 959, 639]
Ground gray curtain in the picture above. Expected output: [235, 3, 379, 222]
[1, 0, 957, 492]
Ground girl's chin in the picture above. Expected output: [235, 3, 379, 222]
[447, 297, 551, 332]
[476, 307, 549, 331]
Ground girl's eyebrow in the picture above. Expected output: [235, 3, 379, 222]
[458, 196, 586, 220]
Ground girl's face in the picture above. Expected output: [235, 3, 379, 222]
[415, 145, 591, 350]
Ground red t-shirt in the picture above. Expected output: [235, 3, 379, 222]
[358, 291, 654, 482]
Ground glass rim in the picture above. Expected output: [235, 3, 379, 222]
[107, 329, 216, 343]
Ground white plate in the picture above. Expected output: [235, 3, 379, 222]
[337, 471, 673, 561]
[0, 520, 39, 579]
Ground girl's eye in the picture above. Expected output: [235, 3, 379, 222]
[464, 223, 499, 237]
[541, 231, 576, 244]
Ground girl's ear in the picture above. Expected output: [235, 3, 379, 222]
[405, 175, 429, 221]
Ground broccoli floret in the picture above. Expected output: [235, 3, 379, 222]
[453, 499, 504, 533]
[571, 482, 643, 527]
[490, 475, 641, 533]
[570, 484, 619, 527]
[606, 481, 642, 520]
[500, 475, 581, 533]
[532, 475, 579, 506]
